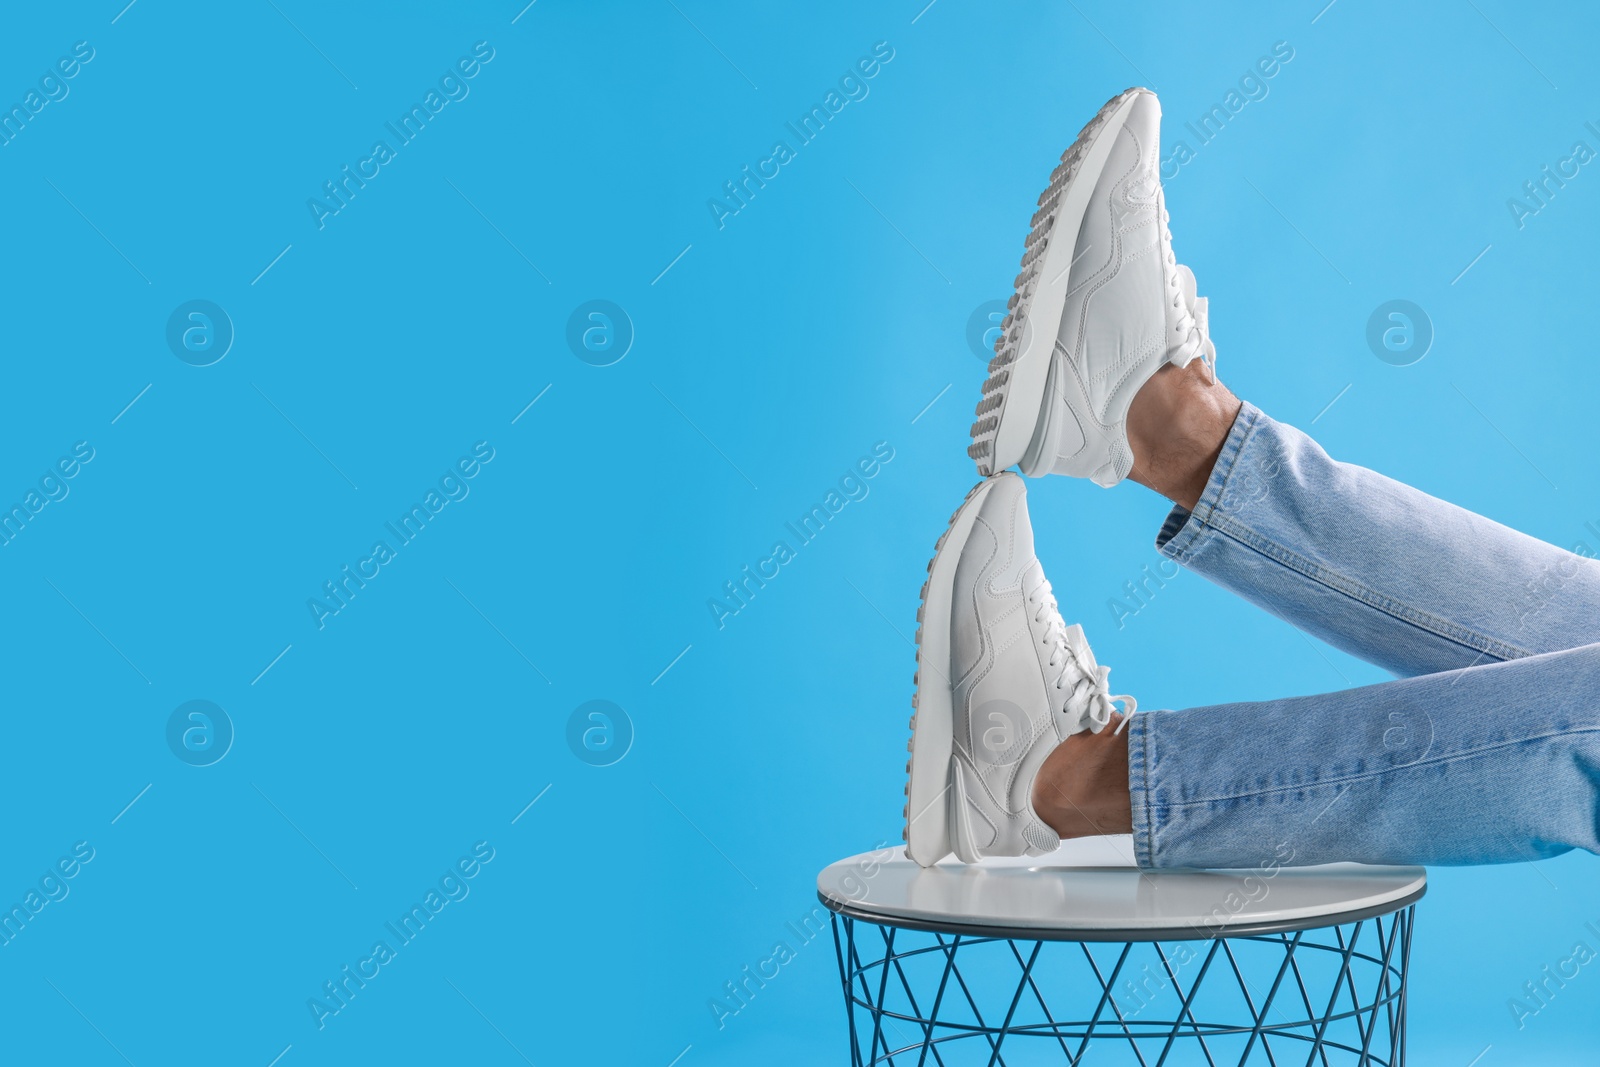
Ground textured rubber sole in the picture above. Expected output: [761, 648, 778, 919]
[903, 477, 1002, 867]
[968, 87, 1148, 476]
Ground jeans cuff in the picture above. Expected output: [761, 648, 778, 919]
[1154, 400, 1262, 563]
[1126, 710, 1158, 869]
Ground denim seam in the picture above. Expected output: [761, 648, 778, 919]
[1197, 509, 1537, 664]
[1156, 401, 1535, 664]
[1156, 726, 1600, 808]
[1129, 714, 1156, 868]
[1146, 717, 1155, 866]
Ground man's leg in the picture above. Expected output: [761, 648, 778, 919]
[1126, 362, 1600, 677]
[1031, 641, 1600, 867]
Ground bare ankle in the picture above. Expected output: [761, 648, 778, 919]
[1031, 714, 1133, 839]
[1126, 362, 1242, 511]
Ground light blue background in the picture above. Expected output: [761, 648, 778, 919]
[0, 0, 1596, 1063]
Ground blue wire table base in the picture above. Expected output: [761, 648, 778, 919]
[831, 907, 1413, 1066]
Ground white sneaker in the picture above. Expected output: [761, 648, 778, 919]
[904, 473, 1135, 866]
[968, 87, 1216, 486]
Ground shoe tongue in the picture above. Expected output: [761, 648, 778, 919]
[1175, 263, 1197, 306]
[1168, 264, 1214, 374]
[1062, 623, 1098, 676]
[1056, 623, 1113, 733]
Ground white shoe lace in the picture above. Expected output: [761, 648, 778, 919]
[1028, 580, 1138, 736]
[1160, 204, 1217, 384]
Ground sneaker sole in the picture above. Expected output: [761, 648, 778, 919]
[968, 87, 1151, 476]
[904, 476, 1003, 867]
[947, 753, 986, 864]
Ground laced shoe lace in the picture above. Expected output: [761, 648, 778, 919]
[1161, 204, 1217, 384]
[1027, 579, 1137, 736]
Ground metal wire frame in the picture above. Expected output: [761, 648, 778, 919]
[831, 906, 1414, 1067]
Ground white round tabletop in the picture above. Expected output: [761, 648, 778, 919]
[818, 836, 1426, 941]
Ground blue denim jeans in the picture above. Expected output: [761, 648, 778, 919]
[1128, 402, 1600, 869]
